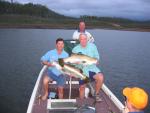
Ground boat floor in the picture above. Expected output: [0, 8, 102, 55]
[32, 82, 122, 113]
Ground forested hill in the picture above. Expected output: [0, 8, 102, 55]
[0, 1, 71, 18]
[0, 1, 150, 31]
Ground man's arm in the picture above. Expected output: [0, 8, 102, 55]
[40, 51, 53, 67]
[89, 36, 94, 43]
[72, 30, 79, 40]
[86, 31, 94, 43]
[92, 44, 100, 60]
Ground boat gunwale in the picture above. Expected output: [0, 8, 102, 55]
[27, 65, 47, 113]
[102, 84, 125, 113]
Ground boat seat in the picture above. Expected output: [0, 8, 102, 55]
[47, 99, 77, 110]
[49, 80, 79, 85]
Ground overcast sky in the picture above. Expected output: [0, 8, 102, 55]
[8, 0, 150, 20]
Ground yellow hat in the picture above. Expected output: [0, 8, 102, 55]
[123, 87, 148, 110]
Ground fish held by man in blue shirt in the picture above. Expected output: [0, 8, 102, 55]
[52, 61, 89, 82]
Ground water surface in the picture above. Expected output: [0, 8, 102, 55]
[0, 29, 150, 113]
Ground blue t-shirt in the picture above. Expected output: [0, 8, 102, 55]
[41, 49, 69, 76]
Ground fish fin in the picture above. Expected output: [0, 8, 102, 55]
[72, 53, 83, 55]
[58, 58, 64, 67]
[77, 52, 83, 55]
[83, 77, 90, 83]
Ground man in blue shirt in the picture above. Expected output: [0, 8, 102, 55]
[123, 87, 148, 113]
[41, 38, 69, 100]
[72, 33, 104, 102]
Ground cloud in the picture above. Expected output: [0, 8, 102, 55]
[8, 0, 150, 20]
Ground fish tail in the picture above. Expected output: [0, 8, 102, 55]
[58, 58, 64, 67]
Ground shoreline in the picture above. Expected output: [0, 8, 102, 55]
[0, 24, 150, 32]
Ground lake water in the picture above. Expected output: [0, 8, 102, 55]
[0, 29, 150, 113]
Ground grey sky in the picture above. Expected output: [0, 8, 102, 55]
[8, 0, 150, 20]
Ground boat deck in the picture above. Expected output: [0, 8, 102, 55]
[31, 79, 122, 113]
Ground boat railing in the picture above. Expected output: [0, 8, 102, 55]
[26, 65, 47, 113]
[102, 84, 125, 113]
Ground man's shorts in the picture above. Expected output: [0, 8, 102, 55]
[79, 71, 101, 85]
[47, 70, 66, 87]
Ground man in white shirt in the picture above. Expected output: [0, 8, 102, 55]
[72, 21, 94, 43]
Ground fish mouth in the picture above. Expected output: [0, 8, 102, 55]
[58, 58, 64, 67]
[79, 68, 83, 73]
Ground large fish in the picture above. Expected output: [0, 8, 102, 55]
[52, 61, 88, 80]
[59, 53, 98, 66]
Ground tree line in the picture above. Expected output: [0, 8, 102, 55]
[0, 0, 68, 18]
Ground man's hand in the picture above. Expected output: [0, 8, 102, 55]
[42, 61, 54, 67]
[47, 62, 53, 67]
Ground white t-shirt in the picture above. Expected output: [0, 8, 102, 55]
[72, 30, 94, 43]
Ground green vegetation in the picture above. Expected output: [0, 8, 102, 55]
[0, 0, 78, 28]
[0, 0, 150, 31]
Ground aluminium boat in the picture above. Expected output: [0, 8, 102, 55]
[27, 40, 126, 113]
